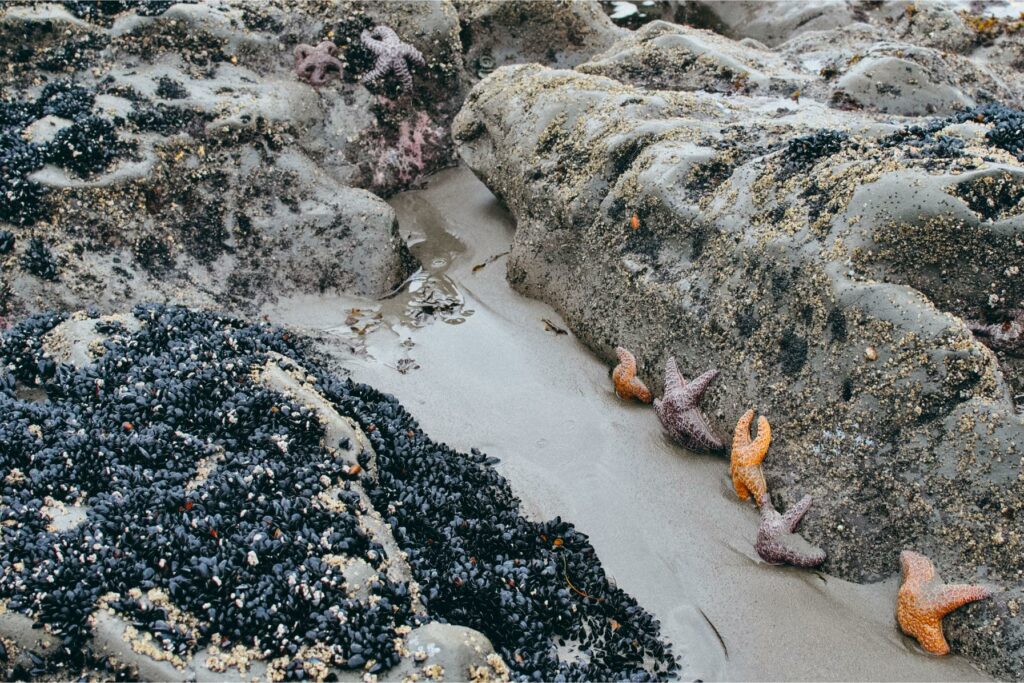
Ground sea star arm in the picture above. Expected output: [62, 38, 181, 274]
[900, 550, 936, 583]
[664, 357, 685, 395]
[934, 584, 991, 615]
[745, 466, 766, 502]
[916, 623, 951, 656]
[400, 43, 426, 65]
[361, 30, 385, 55]
[749, 416, 771, 464]
[362, 61, 391, 84]
[615, 347, 636, 374]
[680, 368, 718, 407]
[782, 494, 813, 532]
[734, 474, 751, 500]
[732, 409, 754, 450]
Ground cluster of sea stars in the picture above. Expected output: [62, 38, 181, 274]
[610, 345, 993, 656]
[293, 25, 425, 91]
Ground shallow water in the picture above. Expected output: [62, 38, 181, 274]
[269, 166, 989, 682]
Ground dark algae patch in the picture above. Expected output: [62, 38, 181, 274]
[0, 306, 677, 682]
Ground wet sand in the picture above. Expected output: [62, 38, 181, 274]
[268, 167, 989, 682]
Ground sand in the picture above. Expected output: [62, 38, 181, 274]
[266, 166, 989, 682]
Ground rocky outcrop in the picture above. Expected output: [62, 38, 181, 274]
[456, 0, 624, 81]
[453, 41, 1024, 680]
[0, 1, 469, 318]
[579, 18, 1021, 116]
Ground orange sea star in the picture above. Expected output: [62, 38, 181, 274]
[612, 346, 652, 403]
[896, 550, 991, 656]
[730, 409, 770, 504]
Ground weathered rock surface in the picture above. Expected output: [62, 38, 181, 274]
[456, 0, 624, 80]
[581, 18, 1021, 116]
[453, 35, 1024, 679]
[0, 0, 471, 318]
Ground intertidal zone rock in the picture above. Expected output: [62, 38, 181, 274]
[453, 50, 1024, 679]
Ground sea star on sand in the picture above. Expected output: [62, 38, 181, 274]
[294, 41, 345, 87]
[653, 358, 723, 452]
[755, 494, 826, 568]
[612, 346, 652, 403]
[896, 550, 991, 656]
[730, 409, 770, 504]
[968, 309, 1023, 356]
[360, 25, 426, 91]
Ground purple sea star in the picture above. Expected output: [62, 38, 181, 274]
[968, 309, 1023, 356]
[755, 494, 826, 568]
[294, 41, 345, 87]
[360, 25, 425, 92]
[653, 357, 724, 453]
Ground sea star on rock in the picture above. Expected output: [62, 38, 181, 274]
[755, 494, 826, 568]
[896, 550, 991, 655]
[360, 25, 426, 92]
[730, 409, 770, 504]
[612, 346, 652, 403]
[653, 358, 723, 452]
[967, 309, 1023, 356]
[294, 41, 345, 87]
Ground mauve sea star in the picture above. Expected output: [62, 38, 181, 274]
[653, 358, 723, 452]
[612, 346, 651, 403]
[360, 25, 425, 92]
[755, 494, 826, 568]
[294, 41, 344, 87]
[730, 409, 770, 504]
[896, 550, 991, 655]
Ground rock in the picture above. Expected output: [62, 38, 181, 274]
[257, 352, 378, 481]
[391, 622, 508, 682]
[687, 0, 860, 47]
[41, 312, 141, 368]
[455, 0, 624, 80]
[454, 57, 1024, 679]
[0, 0, 471, 318]
[578, 20, 809, 97]
[577, 20, 1018, 117]
[22, 116, 73, 146]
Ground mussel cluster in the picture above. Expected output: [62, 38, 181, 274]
[777, 129, 849, 178]
[883, 103, 1024, 161]
[0, 305, 676, 681]
[0, 80, 134, 226]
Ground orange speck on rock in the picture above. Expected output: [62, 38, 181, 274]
[630, 214, 640, 230]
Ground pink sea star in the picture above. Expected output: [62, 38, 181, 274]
[294, 41, 345, 87]
[360, 25, 425, 92]
[755, 494, 826, 568]
[653, 357, 724, 452]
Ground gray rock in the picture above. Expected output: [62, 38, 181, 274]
[454, 59, 1024, 679]
[576, 19, 1018, 117]
[0, 0, 473, 318]
[689, 0, 859, 47]
[455, 0, 624, 79]
[391, 622, 508, 682]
